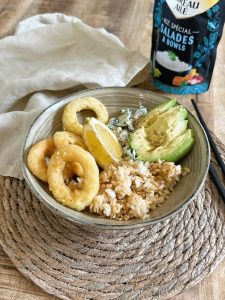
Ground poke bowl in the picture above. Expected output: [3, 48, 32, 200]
[21, 87, 210, 229]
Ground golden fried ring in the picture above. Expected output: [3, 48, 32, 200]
[53, 131, 87, 150]
[62, 97, 109, 136]
[63, 161, 83, 181]
[27, 138, 56, 182]
[47, 145, 99, 211]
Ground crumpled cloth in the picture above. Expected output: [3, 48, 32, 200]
[0, 13, 149, 179]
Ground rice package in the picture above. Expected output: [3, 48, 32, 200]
[151, 0, 225, 94]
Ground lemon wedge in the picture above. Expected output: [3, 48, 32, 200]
[83, 117, 122, 168]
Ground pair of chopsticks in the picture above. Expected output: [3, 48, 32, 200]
[191, 99, 225, 202]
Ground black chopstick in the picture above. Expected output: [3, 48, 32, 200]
[191, 99, 225, 178]
[209, 164, 225, 202]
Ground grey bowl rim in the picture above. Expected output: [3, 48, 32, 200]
[21, 86, 210, 230]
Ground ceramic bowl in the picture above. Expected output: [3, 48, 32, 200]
[21, 87, 210, 229]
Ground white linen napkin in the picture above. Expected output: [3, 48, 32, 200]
[0, 13, 149, 179]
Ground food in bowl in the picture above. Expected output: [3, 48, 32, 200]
[62, 96, 109, 136]
[129, 99, 194, 162]
[47, 144, 99, 211]
[26, 96, 194, 220]
[90, 159, 189, 220]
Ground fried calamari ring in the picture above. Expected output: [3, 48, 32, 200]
[53, 131, 87, 149]
[47, 145, 99, 211]
[62, 97, 109, 136]
[27, 138, 56, 182]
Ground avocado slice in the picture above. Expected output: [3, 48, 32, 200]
[137, 98, 177, 128]
[130, 106, 188, 153]
[136, 129, 194, 162]
[129, 126, 150, 152]
[129, 100, 195, 163]
[145, 106, 187, 143]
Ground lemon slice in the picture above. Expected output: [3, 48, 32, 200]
[83, 117, 122, 168]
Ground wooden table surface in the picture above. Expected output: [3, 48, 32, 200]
[0, 0, 225, 299]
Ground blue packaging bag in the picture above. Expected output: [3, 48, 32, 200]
[151, 0, 225, 94]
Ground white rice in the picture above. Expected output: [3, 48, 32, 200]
[156, 51, 191, 72]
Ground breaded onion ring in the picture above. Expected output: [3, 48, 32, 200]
[62, 97, 109, 136]
[47, 145, 99, 211]
[27, 138, 56, 182]
[53, 131, 86, 150]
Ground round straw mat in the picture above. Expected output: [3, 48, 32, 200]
[0, 134, 225, 300]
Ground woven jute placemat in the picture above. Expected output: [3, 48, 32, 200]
[0, 134, 225, 300]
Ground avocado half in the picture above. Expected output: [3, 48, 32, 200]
[129, 99, 195, 163]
